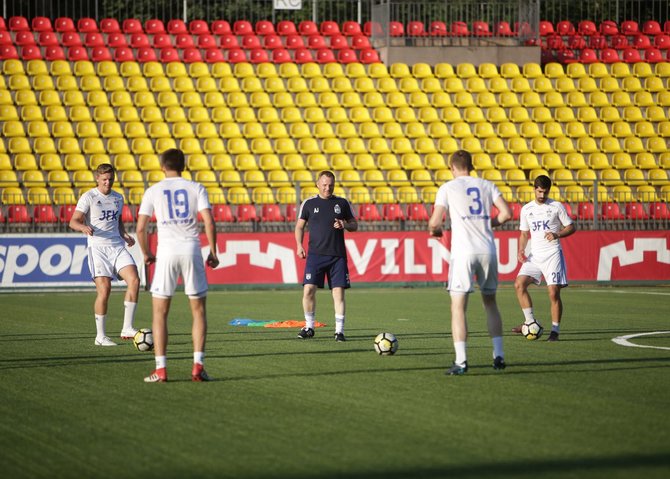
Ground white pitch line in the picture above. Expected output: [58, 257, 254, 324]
[612, 331, 670, 351]
[582, 290, 670, 296]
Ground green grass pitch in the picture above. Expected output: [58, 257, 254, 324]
[1, 285, 669, 479]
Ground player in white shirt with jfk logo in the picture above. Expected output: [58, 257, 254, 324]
[513, 175, 576, 341]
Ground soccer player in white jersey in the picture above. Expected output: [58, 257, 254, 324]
[513, 175, 576, 341]
[136, 149, 219, 383]
[69, 163, 140, 347]
[428, 150, 513, 375]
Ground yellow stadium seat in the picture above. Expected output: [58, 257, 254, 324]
[507, 137, 529, 154]
[484, 137, 506, 154]
[373, 186, 396, 203]
[565, 153, 588, 170]
[155, 138, 177, 153]
[306, 154, 328, 171]
[353, 154, 376, 171]
[648, 168, 669, 185]
[588, 121, 609, 138]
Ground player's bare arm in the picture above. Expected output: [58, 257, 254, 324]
[491, 196, 513, 227]
[545, 223, 577, 242]
[428, 205, 447, 237]
[69, 210, 93, 236]
[518, 230, 530, 262]
[334, 218, 358, 231]
[135, 214, 155, 265]
[295, 218, 307, 258]
[118, 217, 135, 247]
[200, 208, 219, 268]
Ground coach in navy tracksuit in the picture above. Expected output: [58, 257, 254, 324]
[295, 170, 358, 342]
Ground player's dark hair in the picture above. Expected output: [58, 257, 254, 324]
[94, 163, 115, 178]
[450, 150, 474, 171]
[534, 175, 552, 190]
[317, 170, 335, 181]
[161, 148, 185, 172]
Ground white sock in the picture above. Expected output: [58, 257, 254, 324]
[454, 341, 467, 366]
[552, 323, 560, 333]
[304, 312, 315, 330]
[95, 314, 106, 338]
[335, 315, 345, 334]
[123, 301, 137, 331]
[492, 336, 504, 359]
[522, 307, 535, 323]
[155, 356, 167, 370]
[194, 352, 205, 365]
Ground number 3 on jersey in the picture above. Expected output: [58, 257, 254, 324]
[163, 189, 189, 219]
[466, 187, 483, 215]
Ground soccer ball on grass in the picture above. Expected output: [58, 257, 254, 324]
[374, 332, 399, 355]
[521, 321, 544, 340]
[133, 328, 154, 352]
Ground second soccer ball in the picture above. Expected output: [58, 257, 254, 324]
[374, 332, 399, 355]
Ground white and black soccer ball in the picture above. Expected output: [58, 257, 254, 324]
[521, 321, 544, 341]
[374, 332, 399, 355]
[133, 328, 154, 352]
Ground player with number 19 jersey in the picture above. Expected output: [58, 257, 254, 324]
[138, 177, 211, 255]
[434, 176, 502, 255]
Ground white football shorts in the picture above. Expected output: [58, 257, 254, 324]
[448, 253, 499, 295]
[150, 253, 208, 298]
[517, 249, 568, 287]
[87, 245, 136, 280]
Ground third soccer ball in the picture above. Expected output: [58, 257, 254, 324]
[133, 328, 154, 352]
[521, 321, 544, 340]
[374, 332, 399, 355]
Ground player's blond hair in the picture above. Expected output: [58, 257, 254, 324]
[94, 163, 115, 178]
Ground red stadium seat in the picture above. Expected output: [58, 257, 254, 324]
[123, 18, 144, 34]
[204, 48, 225, 63]
[610, 34, 628, 49]
[130, 33, 151, 49]
[600, 202, 624, 220]
[358, 203, 382, 221]
[342, 21, 362, 36]
[277, 20, 297, 36]
[9, 16, 30, 31]
[160, 48, 180, 63]
[566, 34, 585, 49]
[114, 47, 135, 62]
[67, 46, 89, 61]
[665, 20, 670, 34]
[539, 20, 555, 36]
[228, 48, 247, 63]
[212, 204, 235, 222]
[7, 205, 31, 224]
[236, 204, 259, 222]
[189, 20, 210, 35]
[137, 47, 158, 62]
[330, 34, 349, 50]
[473, 21, 493, 37]
[264, 34, 283, 49]
[197, 34, 217, 49]
[406, 203, 429, 221]
[383, 204, 406, 221]
[621, 21, 640, 37]
[122, 205, 135, 224]
[450, 21, 469, 37]
[153, 33, 173, 49]
[494, 21, 514, 36]
[359, 48, 381, 64]
[577, 202, 595, 220]
[510, 202, 523, 220]
[430, 21, 448, 37]
[78, 18, 98, 33]
[321, 20, 341, 36]
[272, 48, 292, 63]
[182, 48, 203, 63]
[233, 20, 254, 36]
[364, 21, 383, 37]
[408, 21, 428, 37]
[58, 204, 77, 223]
[299, 20, 319, 36]
[547, 34, 566, 50]
[20, 45, 42, 60]
[650, 202, 670, 219]
[351, 35, 371, 50]
[91, 46, 113, 62]
[645, 48, 664, 63]
[44, 46, 65, 61]
[220, 34, 240, 49]
[84, 32, 105, 47]
[599, 48, 620, 63]
[33, 205, 58, 224]
[577, 20, 597, 36]
[14, 31, 36, 46]
[388, 21, 404, 37]
[0, 17, 6, 31]
[61, 32, 82, 47]
[316, 48, 336, 63]
[632, 34, 651, 49]
[622, 48, 642, 63]
[643, 20, 662, 36]
[337, 48, 358, 64]
[589, 34, 607, 49]
[249, 48, 269, 63]
[294, 48, 314, 63]
[0, 45, 19, 59]
[175, 33, 195, 49]
[578, 48, 598, 63]
[285, 34, 305, 49]
[599, 20, 619, 36]
[100, 18, 121, 33]
[261, 204, 285, 222]
[307, 34, 327, 49]
[38, 31, 59, 47]
[285, 204, 298, 222]
[54, 17, 75, 32]
[32, 17, 53, 32]
[107, 32, 128, 48]
[563, 203, 577, 220]
[556, 20, 576, 36]
[255, 20, 275, 36]
[145, 19, 166, 34]
[167, 19, 187, 35]
[625, 202, 649, 220]
[242, 34, 262, 49]
[212, 20, 232, 36]
[654, 34, 670, 50]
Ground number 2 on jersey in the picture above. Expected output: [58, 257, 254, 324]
[466, 187, 483, 215]
[163, 189, 189, 219]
